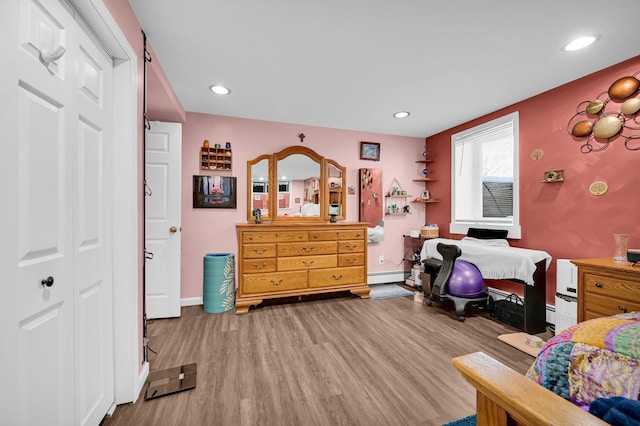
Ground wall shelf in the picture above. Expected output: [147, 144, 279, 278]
[412, 199, 440, 204]
[413, 178, 437, 182]
[200, 147, 232, 171]
[385, 177, 412, 215]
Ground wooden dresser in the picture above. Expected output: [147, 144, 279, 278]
[235, 222, 370, 313]
[571, 257, 640, 322]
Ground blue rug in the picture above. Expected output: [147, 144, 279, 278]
[369, 284, 414, 300]
[443, 414, 476, 426]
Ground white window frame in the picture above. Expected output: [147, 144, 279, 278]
[450, 111, 521, 239]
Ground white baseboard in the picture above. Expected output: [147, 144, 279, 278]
[368, 271, 405, 285]
[181, 297, 203, 307]
[136, 361, 149, 403]
[487, 287, 555, 326]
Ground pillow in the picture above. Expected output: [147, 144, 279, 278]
[590, 397, 640, 425]
[467, 228, 508, 240]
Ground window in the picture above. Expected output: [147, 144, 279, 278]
[252, 182, 268, 193]
[277, 180, 291, 209]
[450, 111, 520, 238]
[278, 181, 290, 192]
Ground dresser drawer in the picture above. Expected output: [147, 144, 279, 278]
[583, 292, 640, 317]
[242, 271, 308, 294]
[338, 253, 364, 267]
[243, 243, 276, 259]
[277, 241, 337, 256]
[275, 231, 307, 242]
[584, 273, 640, 301]
[243, 232, 279, 243]
[242, 258, 277, 274]
[277, 255, 336, 271]
[338, 240, 364, 253]
[337, 230, 365, 240]
[309, 266, 365, 287]
[309, 230, 338, 241]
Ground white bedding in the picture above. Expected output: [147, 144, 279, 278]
[420, 237, 551, 285]
[367, 225, 384, 243]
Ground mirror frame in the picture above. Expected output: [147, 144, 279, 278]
[246, 146, 347, 222]
[246, 154, 272, 222]
[325, 158, 346, 221]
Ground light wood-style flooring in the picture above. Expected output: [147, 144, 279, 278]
[103, 291, 551, 426]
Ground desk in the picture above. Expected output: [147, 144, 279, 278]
[421, 238, 551, 333]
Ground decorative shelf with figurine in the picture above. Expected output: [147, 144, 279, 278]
[200, 140, 232, 171]
[385, 177, 412, 216]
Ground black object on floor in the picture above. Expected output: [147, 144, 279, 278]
[144, 363, 197, 400]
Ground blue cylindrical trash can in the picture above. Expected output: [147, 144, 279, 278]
[203, 253, 235, 313]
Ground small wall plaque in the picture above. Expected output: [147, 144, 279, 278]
[542, 169, 564, 183]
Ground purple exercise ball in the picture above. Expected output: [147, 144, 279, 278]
[447, 260, 486, 298]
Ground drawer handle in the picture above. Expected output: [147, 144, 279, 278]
[270, 279, 283, 286]
[595, 282, 603, 288]
[302, 260, 315, 267]
[248, 235, 254, 240]
[252, 262, 267, 270]
[618, 305, 627, 312]
[331, 274, 343, 281]
[252, 248, 267, 254]
[345, 243, 356, 251]
[345, 257, 356, 264]
[302, 245, 315, 252]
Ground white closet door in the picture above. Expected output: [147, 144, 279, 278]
[72, 5, 114, 424]
[0, 0, 114, 424]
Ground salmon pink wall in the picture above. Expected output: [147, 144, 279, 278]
[424, 56, 640, 305]
[180, 113, 426, 299]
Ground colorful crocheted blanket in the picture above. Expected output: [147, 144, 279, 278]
[526, 312, 640, 410]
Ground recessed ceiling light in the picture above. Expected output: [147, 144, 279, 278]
[209, 84, 230, 95]
[562, 36, 598, 52]
[394, 111, 410, 118]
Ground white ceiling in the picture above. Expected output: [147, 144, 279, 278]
[129, 0, 640, 138]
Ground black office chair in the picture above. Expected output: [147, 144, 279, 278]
[425, 243, 490, 321]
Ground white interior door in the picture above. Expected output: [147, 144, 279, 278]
[145, 121, 182, 319]
[0, 0, 114, 424]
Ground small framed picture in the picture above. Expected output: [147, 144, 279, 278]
[421, 190, 430, 200]
[360, 142, 380, 161]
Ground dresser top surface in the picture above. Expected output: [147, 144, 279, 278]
[236, 222, 369, 230]
[571, 257, 640, 274]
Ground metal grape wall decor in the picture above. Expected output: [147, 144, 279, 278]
[567, 70, 640, 153]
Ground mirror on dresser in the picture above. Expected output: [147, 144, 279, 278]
[326, 159, 345, 221]
[276, 152, 321, 217]
[248, 155, 271, 221]
[246, 146, 346, 222]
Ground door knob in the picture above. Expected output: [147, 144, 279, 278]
[169, 226, 178, 233]
[41, 276, 54, 287]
